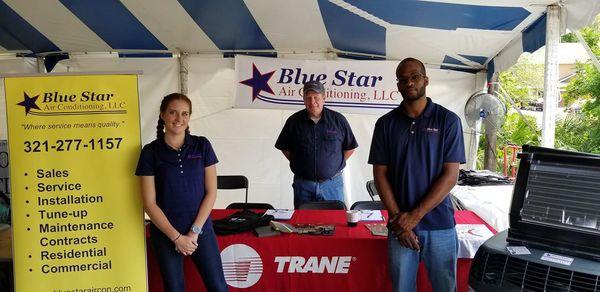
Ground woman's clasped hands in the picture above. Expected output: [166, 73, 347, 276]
[174, 234, 198, 256]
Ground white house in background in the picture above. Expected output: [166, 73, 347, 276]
[507, 43, 590, 127]
[530, 43, 591, 108]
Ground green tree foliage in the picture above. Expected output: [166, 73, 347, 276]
[499, 112, 541, 147]
[481, 50, 544, 172]
[562, 16, 600, 106]
[560, 15, 600, 153]
[564, 63, 600, 107]
[555, 112, 600, 153]
[562, 17, 600, 55]
[477, 112, 541, 172]
[477, 15, 600, 170]
[498, 55, 544, 108]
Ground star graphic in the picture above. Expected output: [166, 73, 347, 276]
[239, 64, 275, 101]
[17, 92, 41, 115]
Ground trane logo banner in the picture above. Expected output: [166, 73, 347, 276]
[274, 256, 353, 273]
[220, 244, 356, 288]
[234, 55, 401, 114]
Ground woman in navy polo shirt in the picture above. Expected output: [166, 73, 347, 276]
[136, 93, 228, 292]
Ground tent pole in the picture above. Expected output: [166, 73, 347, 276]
[483, 74, 499, 171]
[178, 52, 189, 95]
[466, 72, 489, 170]
[541, 5, 560, 147]
[36, 56, 45, 73]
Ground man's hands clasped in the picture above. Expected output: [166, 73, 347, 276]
[389, 210, 423, 251]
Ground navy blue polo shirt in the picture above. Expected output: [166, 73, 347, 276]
[368, 98, 465, 230]
[135, 134, 218, 233]
[275, 107, 358, 181]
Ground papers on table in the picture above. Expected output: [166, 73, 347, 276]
[359, 210, 384, 221]
[455, 224, 494, 239]
[456, 224, 494, 258]
[265, 209, 294, 220]
[365, 223, 388, 237]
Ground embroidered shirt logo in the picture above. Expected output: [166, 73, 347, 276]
[187, 154, 202, 159]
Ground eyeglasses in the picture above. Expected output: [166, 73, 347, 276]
[396, 73, 425, 86]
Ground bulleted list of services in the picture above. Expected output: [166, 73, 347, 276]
[32, 168, 112, 274]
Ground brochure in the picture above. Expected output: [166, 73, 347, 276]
[365, 223, 388, 237]
[265, 209, 295, 220]
[360, 210, 384, 221]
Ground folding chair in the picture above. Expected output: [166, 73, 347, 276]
[365, 180, 380, 201]
[217, 175, 249, 201]
[218, 175, 274, 209]
[226, 202, 274, 210]
[350, 201, 385, 210]
[297, 200, 346, 210]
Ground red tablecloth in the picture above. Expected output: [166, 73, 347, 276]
[147, 210, 495, 292]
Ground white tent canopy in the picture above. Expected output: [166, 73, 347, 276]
[1, 0, 598, 73]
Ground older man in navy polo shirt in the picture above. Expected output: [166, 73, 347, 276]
[368, 58, 465, 292]
[276, 80, 358, 209]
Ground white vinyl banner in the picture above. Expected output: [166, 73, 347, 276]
[234, 55, 476, 117]
[235, 55, 403, 114]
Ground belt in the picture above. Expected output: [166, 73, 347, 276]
[313, 171, 343, 183]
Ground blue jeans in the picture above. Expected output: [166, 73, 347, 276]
[292, 174, 344, 208]
[388, 227, 458, 292]
[150, 224, 228, 292]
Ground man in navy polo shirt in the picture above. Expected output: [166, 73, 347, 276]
[276, 80, 358, 209]
[368, 58, 465, 292]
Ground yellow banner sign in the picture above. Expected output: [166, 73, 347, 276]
[4, 74, 147, 292]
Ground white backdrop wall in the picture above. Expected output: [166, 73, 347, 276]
[0, 57, 39, 142]
[0, 56, 480, 209]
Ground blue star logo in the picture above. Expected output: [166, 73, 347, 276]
[239, 64, 275, 101]
[17, 92, 41, 115]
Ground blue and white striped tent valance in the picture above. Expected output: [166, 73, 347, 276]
[0, 0, 598, 75]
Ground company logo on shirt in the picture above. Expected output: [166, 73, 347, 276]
[187, 153, 202, 159]
[220, 244, 263, 288]
[425, 127, 440, 133]
[274, 256, 353, 273]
